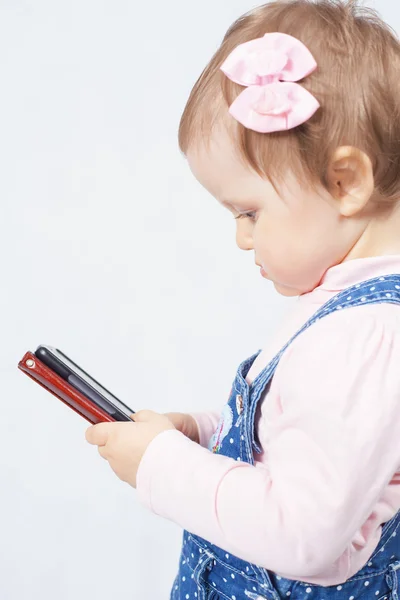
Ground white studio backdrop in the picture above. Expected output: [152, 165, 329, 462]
[0, 0, 396, 598]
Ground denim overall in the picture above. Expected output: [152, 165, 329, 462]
[171, 275, 400, 600]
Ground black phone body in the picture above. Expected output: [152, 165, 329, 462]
[35, 345, 134, 421]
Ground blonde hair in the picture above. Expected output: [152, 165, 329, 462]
[178, 0, 400, 199]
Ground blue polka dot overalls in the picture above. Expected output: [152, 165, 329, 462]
[171, 275, 400, 600]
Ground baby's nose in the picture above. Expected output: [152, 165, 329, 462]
[236, 224, 253, 251]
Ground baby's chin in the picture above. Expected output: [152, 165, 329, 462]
[263, 266, 323, 297]
[272, 277, 321, 297]
[273, 282, 302, 297]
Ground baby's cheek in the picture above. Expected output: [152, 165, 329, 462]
[257, 228, 289, 266]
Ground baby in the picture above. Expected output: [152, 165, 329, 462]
[86, 2, 400, 599]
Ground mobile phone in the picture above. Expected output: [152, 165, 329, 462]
[34, 345, 134, 422]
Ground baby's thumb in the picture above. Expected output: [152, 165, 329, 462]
[132, 410, 157, 423]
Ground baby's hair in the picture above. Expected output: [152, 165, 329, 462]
[179, 0, 400, 200]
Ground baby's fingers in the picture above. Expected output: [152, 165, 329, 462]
[85, 422, 112, 446]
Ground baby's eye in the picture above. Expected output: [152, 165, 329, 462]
[234, 211, 257, 221]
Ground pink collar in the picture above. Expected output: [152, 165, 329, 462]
[299, 255, 400, 304]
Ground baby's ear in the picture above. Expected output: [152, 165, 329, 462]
[326, 146, 374, 217]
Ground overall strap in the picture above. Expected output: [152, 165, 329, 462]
[248, 274, 400, 453]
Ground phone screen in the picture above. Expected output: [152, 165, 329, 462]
[40, 347, 133, 418]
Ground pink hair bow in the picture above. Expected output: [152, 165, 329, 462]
[220, 32, 320, 133]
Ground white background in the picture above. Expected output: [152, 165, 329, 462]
[0, 1, 396, 598]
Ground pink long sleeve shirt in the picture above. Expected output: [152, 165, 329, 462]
[137, 256, 400, 585]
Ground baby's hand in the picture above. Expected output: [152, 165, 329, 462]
[85, 410, 175, 488]
[164, 412, 200, 444]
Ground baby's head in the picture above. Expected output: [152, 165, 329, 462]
[179, 0, 400, 296]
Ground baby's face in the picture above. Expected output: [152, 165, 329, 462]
[187, 127, 359, 296]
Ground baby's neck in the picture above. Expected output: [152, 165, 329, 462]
[344, 202, 400, 262]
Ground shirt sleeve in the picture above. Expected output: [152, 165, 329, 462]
[136, 309, 400, 579]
